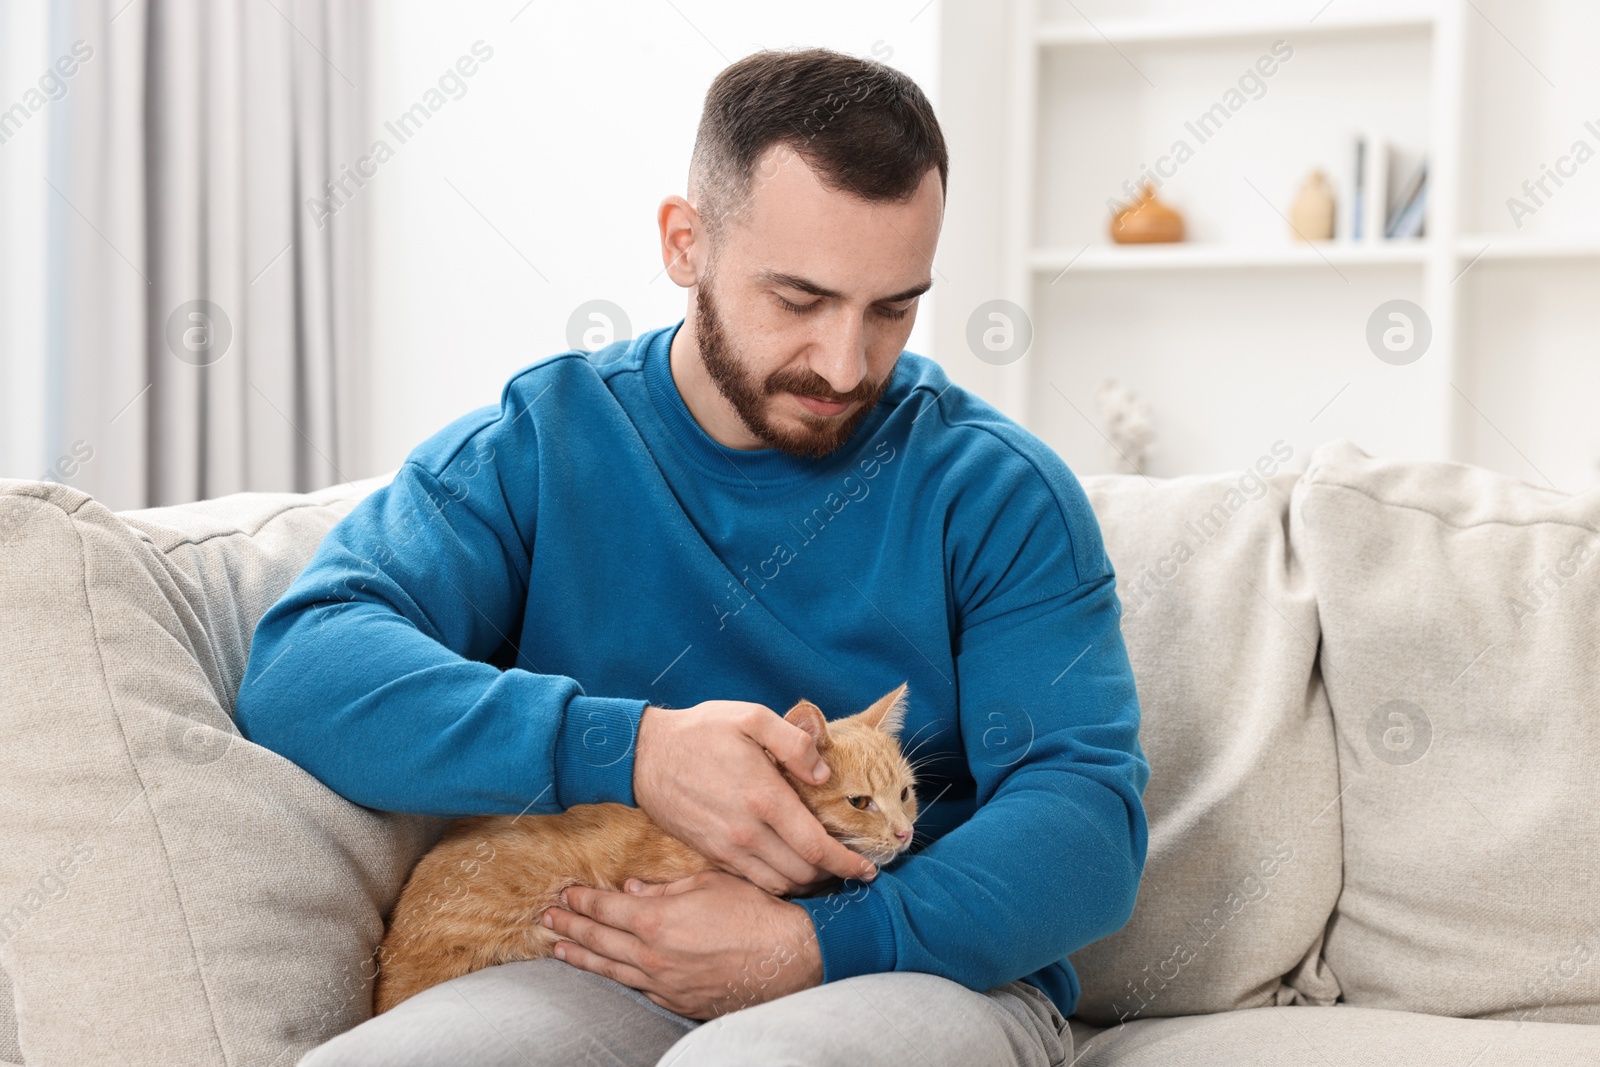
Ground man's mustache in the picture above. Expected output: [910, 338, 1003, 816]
[763, 374, 882, 404]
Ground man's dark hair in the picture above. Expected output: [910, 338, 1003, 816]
[688, 47, 948, 243]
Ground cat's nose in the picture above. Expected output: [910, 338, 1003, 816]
[894, 829, 911, 843]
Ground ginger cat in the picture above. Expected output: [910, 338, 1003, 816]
[372, 683, 919, 1014]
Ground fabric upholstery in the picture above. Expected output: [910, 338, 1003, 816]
[1070, 1004, 1600, 1065]
[3, 435, 1596, 1064]
[1069, 452, 1343, 1025]
[1296, 439, 1600, 1023]
[0, 473, 445, 1067]
[0, 969, 16, 1064]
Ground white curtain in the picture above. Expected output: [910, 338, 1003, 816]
[53, 0, 370, 510]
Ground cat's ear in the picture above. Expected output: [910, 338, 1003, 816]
[784, 699, 832, 752]
[857, 682, 909, 737]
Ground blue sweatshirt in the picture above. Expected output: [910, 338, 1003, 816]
[235, 319, 1149, 1019]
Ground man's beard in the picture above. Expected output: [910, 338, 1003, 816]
[694, 271, 891, 460]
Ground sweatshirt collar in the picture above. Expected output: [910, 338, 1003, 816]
[642, 318, 889, 489]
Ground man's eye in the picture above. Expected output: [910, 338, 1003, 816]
[878, 304, 912, 321]
[777, 296, 818, 315]
[847, 795, 870, 810]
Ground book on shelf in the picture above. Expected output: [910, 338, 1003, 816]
[1385, 159, 1429, 239]
[1363, 139, 1392, 241]
[1347, 137, 1367, 240]
[1344, 134, 1426, 240]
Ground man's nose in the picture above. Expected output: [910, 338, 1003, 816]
[812, 317, 868, 392]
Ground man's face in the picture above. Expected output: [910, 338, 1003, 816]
[692, 143, 942, 459]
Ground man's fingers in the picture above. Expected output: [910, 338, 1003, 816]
[772, 798, 878, 883]
[638, 875, 708, 896]
[550, 936, 655, 989]
[744, 717, 880, 885]
[620, 875, 710, 897]
[713, 850, 792, 897]
[557, 885, 658, 945]
[747, 711, 829, 785]
[746, 820, 832, 889]
[545, 900, 650, 971]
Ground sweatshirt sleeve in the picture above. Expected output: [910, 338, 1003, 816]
[795, 449, 1150, 993]
[234, 403, 646, 818]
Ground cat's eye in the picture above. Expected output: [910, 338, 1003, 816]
[901, 786, 911, 803]
[847, 795, 870, 811]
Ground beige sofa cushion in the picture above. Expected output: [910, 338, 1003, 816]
[1297, 439, 1600, 1023]
[0, 970, 15, 1065]
[0, 474, 444, 1067]
[1071, 1004, 1600, 1066]
[1068, 447, 1343, 1026]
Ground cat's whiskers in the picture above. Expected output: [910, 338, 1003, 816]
[914, 778, 955, 814]
[899, 723, 942, 765]
[899, 716, 939, 750]
[835, 835, 903, 866]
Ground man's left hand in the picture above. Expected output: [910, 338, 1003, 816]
[542, 869, 824, 1019]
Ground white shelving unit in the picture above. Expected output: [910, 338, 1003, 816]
[1033, 10, 1436, 48]
[1028, 240, 1431, 273]
[997, 0, 1600, 489]
[1457, 236, 1600, 262]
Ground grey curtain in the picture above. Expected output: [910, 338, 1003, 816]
[54, 0, 370, 510]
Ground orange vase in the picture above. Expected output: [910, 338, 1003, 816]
[1110, 182, 1185, 244]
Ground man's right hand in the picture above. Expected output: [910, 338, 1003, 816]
[631, 700, 878, 897]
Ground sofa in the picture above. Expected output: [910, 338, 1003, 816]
[0, 437, 1595, 1066]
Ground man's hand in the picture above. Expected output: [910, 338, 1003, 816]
[632, 700, 876, 896]
[542, 870, 824, 1019]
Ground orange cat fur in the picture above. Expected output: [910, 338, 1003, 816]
[372, 682, 918, 1014]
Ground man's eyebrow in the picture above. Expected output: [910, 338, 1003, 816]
[756, 269, 933, 304]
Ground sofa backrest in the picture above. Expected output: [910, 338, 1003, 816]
[1069, 441, 1343, 1025]
[1296, 439, 1600, 1024]
[3, 434, 1596, 1067]
[1071, 437, 1600, 1027]
[0, 471, 449, 1067]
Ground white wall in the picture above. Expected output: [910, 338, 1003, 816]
[365, 0, 943, 475]
[0, 0, 52, 482]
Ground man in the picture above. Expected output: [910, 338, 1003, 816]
[238, 46, 1148, 1067]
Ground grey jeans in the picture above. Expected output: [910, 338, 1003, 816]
[299, 958, 1074, 1066]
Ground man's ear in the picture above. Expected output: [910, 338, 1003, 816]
[784, 699, 832, 752]
[857, 683, 909, 737]
[658, 194, 703, 289]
